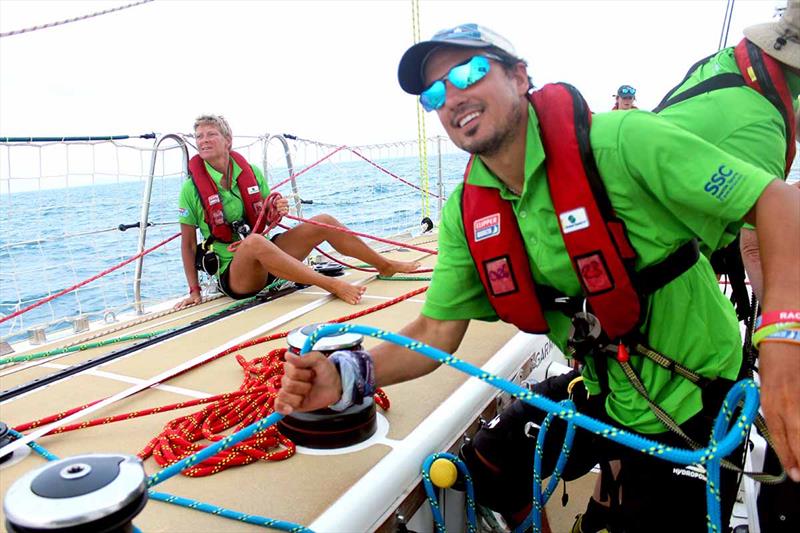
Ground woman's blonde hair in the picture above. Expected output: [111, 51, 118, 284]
[193, 114, 232, 140]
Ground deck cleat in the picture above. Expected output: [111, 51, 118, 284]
[281, 324, 378, 449]
[4, 453, 147, 533]
[313, 262, 345, 277]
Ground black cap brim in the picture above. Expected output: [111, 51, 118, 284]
[397, 40, 491, 95]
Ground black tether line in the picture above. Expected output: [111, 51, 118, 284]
[0, 286, 297, 403]
[718, 0, 736, 51]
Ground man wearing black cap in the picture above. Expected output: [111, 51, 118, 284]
[278, 22, 800, 533]
[612, 85, 637, 110]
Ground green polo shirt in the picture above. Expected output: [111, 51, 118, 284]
[177, 158, 270, 275]
[423, 105, 776, 433]
[658, 46, 800, 234]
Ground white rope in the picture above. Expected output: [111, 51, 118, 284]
[0, 0, 155, 38]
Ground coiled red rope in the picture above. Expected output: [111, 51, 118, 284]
[140, 350, 294, 476]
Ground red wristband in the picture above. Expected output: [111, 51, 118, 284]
[189, 285, 201, 294]
[757, 310, 800, 330]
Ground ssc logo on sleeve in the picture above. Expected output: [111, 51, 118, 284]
[704, 164, 743, 201]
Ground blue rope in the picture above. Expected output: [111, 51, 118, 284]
[421, 452, 478, 532]
[514, 399, 578, 533]
[148, 491, 311, 532]
[8, 429, 60, 461]
[146, 413, 284, 487]
[302, 324, 759, 533]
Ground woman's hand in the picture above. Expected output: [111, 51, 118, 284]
[174, 291, 202, 310]
[275, 197, 290, 217]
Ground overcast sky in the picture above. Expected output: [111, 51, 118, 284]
[0, 0, 782, 146]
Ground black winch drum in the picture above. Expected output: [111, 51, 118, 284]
[4, 454, 147, 533]
[279, 324, 378, 449]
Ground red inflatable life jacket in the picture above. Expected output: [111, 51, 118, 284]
[188, 151, 264, 242]
[733, 38, 797, 176]
[462, 83, 642, 341]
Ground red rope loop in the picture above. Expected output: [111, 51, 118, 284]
[228, 192, 284, 253]
[139, 348, 294, 477]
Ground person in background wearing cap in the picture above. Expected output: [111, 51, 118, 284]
[612, 84, 638, 110]
[653, 2, 800, 530]
[276, 21, 800, 533]
[176, 114, 420, 309]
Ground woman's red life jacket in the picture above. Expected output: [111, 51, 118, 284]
[188, 151, 264, 242]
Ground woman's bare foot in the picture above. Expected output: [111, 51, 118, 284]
[328, 278, 366, 304]
[377, 258, 421, 277]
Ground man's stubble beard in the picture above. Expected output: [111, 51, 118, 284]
[456, 96, 523, 158]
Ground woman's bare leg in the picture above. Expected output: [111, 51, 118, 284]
[227, 234, 365, 304]
[274, 214, 420, 275]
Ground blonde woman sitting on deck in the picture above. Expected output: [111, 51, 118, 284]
[175, 114, 419, 309]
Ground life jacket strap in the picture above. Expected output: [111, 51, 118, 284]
[615, 345, 785, 484]
[637, 239, 700, 294]
[542, 239, 700, 315]
[652, 73, 745, 113]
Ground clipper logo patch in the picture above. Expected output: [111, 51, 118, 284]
[247, 185, 260, 195]
[576, 253, 613, 294]
[485, 257, 517, 295]
[209, 194, 221, 206]
[178, 207, 188, 218]
[559, 207, 589, 234]
[704, 164, 743, 202]
[474, 214, 501, 242]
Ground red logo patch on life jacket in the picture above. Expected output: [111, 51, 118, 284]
[474, 214, 501, 241]
[484, 256, 517, 296]
[576, 253, 613, 294]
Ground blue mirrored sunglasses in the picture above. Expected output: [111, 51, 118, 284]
[619, 86, 636, 97]
[419, 55, 498, 112]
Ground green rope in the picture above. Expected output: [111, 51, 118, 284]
[0, 331, 168, 365]
[376, 275, 432, 281]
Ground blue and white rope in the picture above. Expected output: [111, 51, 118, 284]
[303, 324, 759, 533]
